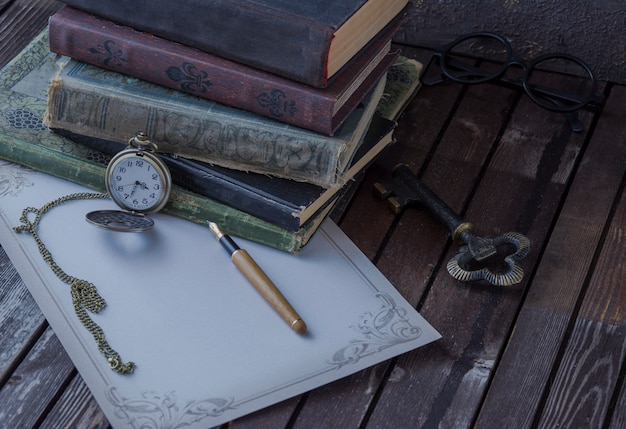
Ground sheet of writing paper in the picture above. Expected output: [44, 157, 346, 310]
[0, 161, 440, 428]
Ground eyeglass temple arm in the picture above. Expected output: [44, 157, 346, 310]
[520, 81, 605, 111]
[540, 95, 586, 133]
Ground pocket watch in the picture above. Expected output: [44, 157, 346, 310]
[86, 132, 172, 232]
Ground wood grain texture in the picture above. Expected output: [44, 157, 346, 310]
[0, 246, 46, 381]
[538, 318, 626, 428]
[535, 180, 626, 428]
[0, 0, 12, 12]
[226, 396, 302, 429]
[0, 327, 75, 427]
[375, 76, 517, 305]
[363, 67, 597, 428]
[608, 354, 626, 429]
[0, 0, 62, 67]
[290, 365, 387, 428]
[475, 85, 626, 428]
[39, 373, 111, 429]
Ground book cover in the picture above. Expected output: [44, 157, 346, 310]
[44, 57, 387, 188]
[0, 31, 327, 253]
[376, 56, 425, 121]
[60, 0, 409, 87]
[59, 114, 396, 231]
[48, 6, 400, 136]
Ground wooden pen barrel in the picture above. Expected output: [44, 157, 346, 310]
[231, 249, 307, 334]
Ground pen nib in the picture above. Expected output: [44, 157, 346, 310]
[208, 221, 224, 240]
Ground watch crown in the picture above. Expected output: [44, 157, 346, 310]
[129, 131, 158, 152]
[136, 131, 149, 142]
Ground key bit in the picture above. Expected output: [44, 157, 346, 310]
[374, 163, 530, 286]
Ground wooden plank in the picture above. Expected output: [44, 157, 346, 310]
[0, 0, 12, 13]
[475, 85, 626, 427]
[286, 49, 468, 426]
[0, 0, 62, 67]
[363, 71, 597, 427]
[0, 326, 75, 427]
[535, 185, 626, 427]
[228, 396, 302, 429]
[38, 373, 110, 429]
[290, 366, 388, 428]
[0, 246, 46, 381]
[608, 345, 626, 429]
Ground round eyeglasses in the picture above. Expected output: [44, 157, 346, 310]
[423, 32, 605, 132]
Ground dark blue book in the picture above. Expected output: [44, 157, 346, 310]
[58, 114, 396, 231]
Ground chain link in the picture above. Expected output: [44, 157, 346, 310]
[14, 192, 136, 375]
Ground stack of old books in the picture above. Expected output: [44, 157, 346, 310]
[39, 0, 420, 252]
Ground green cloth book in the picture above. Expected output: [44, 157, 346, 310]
[44, 55, 387, 188]
[0, 31, 330, 254]
[375, 56, 424, 121]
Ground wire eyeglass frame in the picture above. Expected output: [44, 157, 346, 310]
[422, 32, 605, 132]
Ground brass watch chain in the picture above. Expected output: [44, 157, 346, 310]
[13, 192, 135, 375]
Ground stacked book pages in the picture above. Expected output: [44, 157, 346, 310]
[1, 0, 424, 252]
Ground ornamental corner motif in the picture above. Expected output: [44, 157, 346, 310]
[328, 292, 423, 369]
[105, 387, 236, 429]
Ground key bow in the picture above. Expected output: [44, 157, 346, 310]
[374, 164, 530, 286]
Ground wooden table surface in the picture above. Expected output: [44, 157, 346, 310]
[1, 2, 625, 428]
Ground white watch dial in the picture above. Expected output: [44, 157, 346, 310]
[107, 152, 169, 213]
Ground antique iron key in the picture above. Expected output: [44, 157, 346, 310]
[374, 163, 530, 286]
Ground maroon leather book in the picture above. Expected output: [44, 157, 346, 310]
[48, 7, 400, 135]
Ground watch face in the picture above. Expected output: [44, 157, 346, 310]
[106, 150, 171, 213]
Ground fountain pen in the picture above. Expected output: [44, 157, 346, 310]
[208, 222, 307, 335]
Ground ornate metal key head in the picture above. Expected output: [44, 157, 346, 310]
[374, 164, 530, 286]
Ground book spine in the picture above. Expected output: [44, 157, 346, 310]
[0, 134, 310, 253]
[59, 0, 335, 87]
[49, 7, 342, 135]
[164, 155, 322, 232]
[43, 76, 341, 187]
[43, 60, 385, 187]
